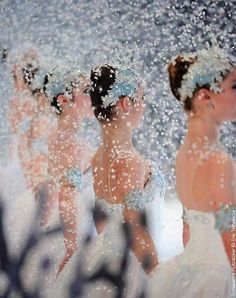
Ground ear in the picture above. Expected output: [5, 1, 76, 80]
[117, 96, 132, 112]
[57, 94, 68, 106]
[195, 88, 215, 110]
[195, 88, 212, 102]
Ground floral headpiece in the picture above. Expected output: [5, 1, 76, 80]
[177, 46, 236, 102]
[44, 66, 83, 101]
[97, 66, 140, 108]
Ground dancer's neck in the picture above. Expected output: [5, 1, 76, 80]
[186, 112, 220, 144]
[58, 108, 82, 131]
[101, 122, 133, 150]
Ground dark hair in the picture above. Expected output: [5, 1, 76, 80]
[22, 62, 39, 87]
[168, 55, 196, 111]
[1, 48, 7, 63]
[90, 64, 117, 121]
[43, 73, 62, 115]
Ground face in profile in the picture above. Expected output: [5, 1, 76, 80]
[123, 84, 145, 129]
[211, 67, 236, 123]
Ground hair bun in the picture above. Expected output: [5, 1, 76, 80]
[168, 55, 195, 101]
[90, 64, 117, 121]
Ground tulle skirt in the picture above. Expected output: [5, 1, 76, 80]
[148, 250, 233, 298]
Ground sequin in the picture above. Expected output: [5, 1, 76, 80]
[96, 167, 166, 213]
[124, 168, 166, 212]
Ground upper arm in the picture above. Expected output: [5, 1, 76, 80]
[113, 157, 148, 223]
[182, 221, 190, 247]
[198, 152, 236, 207]
[8, 99, 17, 120]
[109, 157, 148, 204]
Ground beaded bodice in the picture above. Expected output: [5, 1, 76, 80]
[183, 205, 236, 235]
[214, 204, 236, 233]
[182, 206, 235, 265]
[96, 167, 166, 215]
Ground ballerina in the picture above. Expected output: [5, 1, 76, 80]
[52, 64, 166, 298]
[27, 71, 58, 215]
[8, 49, 39, 189]
[43, 66, 94, 275]
[149, 45, 236, 298]
[8, 49, 57, 207]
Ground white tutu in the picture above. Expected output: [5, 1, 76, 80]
[48, 167, 167, 297]
[148, 208, 233, 298]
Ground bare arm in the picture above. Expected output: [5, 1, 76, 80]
[123, 207, 159, 274]
[56, 182, 78, 276]
[8, 99, 20, 134]
[58, 182, 78, 254]
[222, 231, 235, 274]
[204, 153, 236, 271]
[182, 221, 190, 247]
[112, 156, 159, 275]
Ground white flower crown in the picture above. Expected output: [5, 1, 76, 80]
[93, 65, 140, 109]
[176, 46, 236, 102]
[45, 66, 83, 101]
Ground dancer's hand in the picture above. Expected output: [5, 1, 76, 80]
[56, 248, 75, 278]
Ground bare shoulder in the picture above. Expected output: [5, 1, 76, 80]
[109, 152, 149, 202]
[200, 150, 234, 174]
[197, 150, 236, 206]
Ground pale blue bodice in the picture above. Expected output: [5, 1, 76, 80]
[183, 204, 236, 234]
[214, 204, 236, 233]
[96, 167, 166, 214]
[124, 168, 166, 212]
[64, 167, 83, 190]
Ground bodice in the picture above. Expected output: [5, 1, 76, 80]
[95, 167, 166, 215]
[64, 167, 83, 189]
[182, 206, 235, 266]
[89, 167, 166, 264]
[183, 204, 236, 234]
